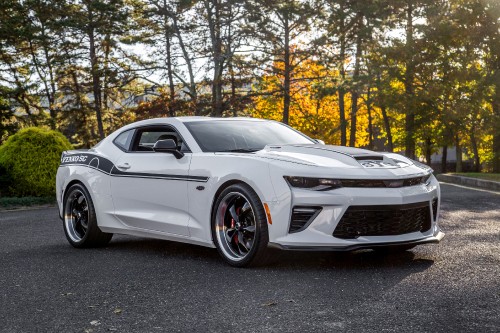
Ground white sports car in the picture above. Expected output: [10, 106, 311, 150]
[56, 117, 444, 267]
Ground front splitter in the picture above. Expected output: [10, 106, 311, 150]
[269, 230, 445, 252]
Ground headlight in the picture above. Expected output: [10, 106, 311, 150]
[422, 173, 432, 186]
[284, 174, 433, 190]
[284, 176, 342, 191]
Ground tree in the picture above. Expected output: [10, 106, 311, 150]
[64, 0, 136, 139]
[0, 86, 19, 143]
[252, 58, 345, 144]
[478, 0, 500, 172]
[246, 0, 318, 124]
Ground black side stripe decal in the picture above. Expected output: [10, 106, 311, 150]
[60, 153, 209, 183]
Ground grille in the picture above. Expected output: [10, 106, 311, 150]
[289, 206, 322, 233]
[340, 176, 428, 188]
[333, 202, 432, 239]
[432, 198, 438, 221]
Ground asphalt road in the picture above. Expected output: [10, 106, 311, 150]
[0, 184, 499, 333]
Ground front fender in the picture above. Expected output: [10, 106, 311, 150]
[187, 153, 277, 243]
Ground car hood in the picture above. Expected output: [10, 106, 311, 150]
[253, 144, 431, 178]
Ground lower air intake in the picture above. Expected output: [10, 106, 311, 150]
[333, 202, 432, 239]
[289, 206, 322, 233]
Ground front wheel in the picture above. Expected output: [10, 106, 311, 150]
[63, 183, 112, 248]
[212, 183, 271, 267]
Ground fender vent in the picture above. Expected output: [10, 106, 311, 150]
[289, 206, 322, 233]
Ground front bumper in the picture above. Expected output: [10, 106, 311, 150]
[269, 229, 445, 251]
[266, 174, 442, 249]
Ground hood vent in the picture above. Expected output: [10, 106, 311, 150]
[353, 155, 383, 161]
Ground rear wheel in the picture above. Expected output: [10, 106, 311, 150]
[212, 183, 271, 267]
[63, 183, 112, 248]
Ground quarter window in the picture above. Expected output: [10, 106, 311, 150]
[113, 129, 133, 151]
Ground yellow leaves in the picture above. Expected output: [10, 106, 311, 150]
[250, 59, 354, 145]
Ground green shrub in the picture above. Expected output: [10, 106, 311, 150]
[0, 127, 72, 197]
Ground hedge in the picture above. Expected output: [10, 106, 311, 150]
[0, 127, 73, 197]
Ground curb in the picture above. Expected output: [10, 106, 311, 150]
[0, 204, 57, 213]
[436, 174, 500, 192]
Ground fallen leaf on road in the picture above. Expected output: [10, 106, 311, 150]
[261, 301, 277, 307]
[114, 308, 122, 315]
[90, 320, 100, 326]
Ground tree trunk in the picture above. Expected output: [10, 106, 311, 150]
[404, 0, 415, 159]
[40, 21, 58, 130]
[470, 131, 481, 172]
[88, 25, 104, 140]
[226, 4, 237, 117]
[102, 33, 111, 127]
[164, 1, 176, 118]
[425, 137, 432, 166]
[367, 88, 373, 150]
[441, 145, 447, 173]
[338, 3, 347, 146]
[455, 135, 462, 173]
[283, 12, 291, 125]
[229, 61, 237, 117]
[381, 105, 393, 152]
[349, 14, 363, 147]
[376, 73, 393, 152]
[492, 79, 500, 172]
[205, 0, 224, 117]
[27, 38, 56, 129]
[172, 14, 198, 114]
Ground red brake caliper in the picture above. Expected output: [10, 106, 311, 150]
[231, 218, 237, 244]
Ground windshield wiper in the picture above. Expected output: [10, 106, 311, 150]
[217, 148, 261, 153]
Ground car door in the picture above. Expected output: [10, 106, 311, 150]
[110, 125, 191, 236]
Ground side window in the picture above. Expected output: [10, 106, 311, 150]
[131, 127, 190, 152]
[113, 129, 134, 151]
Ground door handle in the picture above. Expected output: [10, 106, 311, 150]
[116, 163, 131, 170]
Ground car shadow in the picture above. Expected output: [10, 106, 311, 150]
[104, 236, 435, 273]
[272, 249, 434, 271]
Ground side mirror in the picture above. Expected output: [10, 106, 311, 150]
[153, 139, 184, 159]
[314, 139, 325, 145]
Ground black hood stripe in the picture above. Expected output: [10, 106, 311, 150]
[60, 152, 209, 183]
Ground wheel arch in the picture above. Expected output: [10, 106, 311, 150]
[59, 173, 98, 219]
[210, 179, 253, 225]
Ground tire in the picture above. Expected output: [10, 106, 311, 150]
[212, 183, 272, 267]
[63, 183, 113, 248]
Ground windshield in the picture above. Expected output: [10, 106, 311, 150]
[184, 120, 315, 152]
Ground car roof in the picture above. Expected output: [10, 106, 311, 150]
[106, 117, 270, 141]
[175, 116, 267, 123]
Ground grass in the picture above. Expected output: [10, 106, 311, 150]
[0, 196, 56, 210]
[449, 172, 500, 182]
